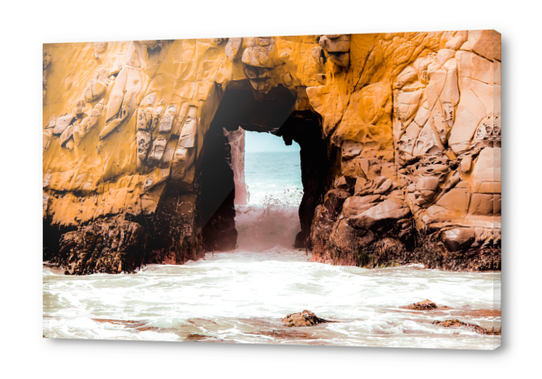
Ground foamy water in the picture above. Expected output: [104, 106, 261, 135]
[42, 257, 501, 348]
[244, 151, 302, 205]
[43, 151, 501, 349]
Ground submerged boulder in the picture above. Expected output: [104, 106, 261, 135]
[404, 299, 438, 310]
[282, 310, 331, 327]
[432, 319, 501, 335]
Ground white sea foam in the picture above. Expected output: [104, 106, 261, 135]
[235, 190, 302, 251]
[43, 151, 501, 349]
[43, 258, 501, 348]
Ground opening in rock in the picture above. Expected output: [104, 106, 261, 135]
[235, 131, 302, 251]
[196, 84, 331, 253]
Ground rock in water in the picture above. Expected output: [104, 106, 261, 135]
[432, 319, 501, 335]
[405, 299, 438, 310]
[282, 310, 330, 327]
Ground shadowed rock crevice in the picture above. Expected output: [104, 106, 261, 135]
[276, 111, 335, 248]
[216, 84, 296, 134]
[43, 217, 77, 264]
[196, 111, 237, 252]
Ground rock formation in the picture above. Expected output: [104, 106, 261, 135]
[282, 310, 331, 327]
[404, 299, 438, 310]
[432, 319, 501, 335]
[224, 127, 248, 205]
[43, 31, 501, 274]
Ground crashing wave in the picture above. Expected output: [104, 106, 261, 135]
[235, 189, 303, 251]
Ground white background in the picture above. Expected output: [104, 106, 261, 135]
[1, 0, 540, 377]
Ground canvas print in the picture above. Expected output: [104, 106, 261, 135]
[43, 31, 501, 349]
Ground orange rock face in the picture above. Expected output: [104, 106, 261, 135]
[43, 31, 501, 274]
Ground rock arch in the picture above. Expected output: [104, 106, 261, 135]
[43, 31, 501, 274]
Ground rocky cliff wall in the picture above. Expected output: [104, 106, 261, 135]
[43, 31, 501, 274]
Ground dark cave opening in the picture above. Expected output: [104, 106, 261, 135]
[197, 83, 332, 252]
[196, 117, 237, 252]
[275, 111, 333, 248]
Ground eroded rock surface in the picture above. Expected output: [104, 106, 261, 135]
[56, 216, 144, 275]
[43, 31, 501, 274]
